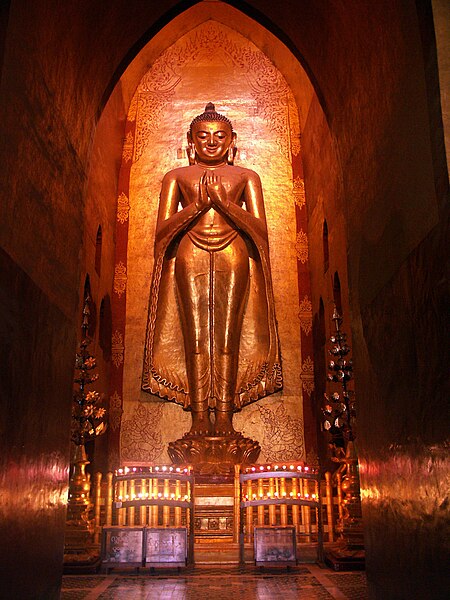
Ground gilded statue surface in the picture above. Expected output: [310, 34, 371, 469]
[142, 103, 282, 447]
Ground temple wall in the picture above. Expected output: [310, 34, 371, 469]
[0, 2, 180, 596]
[0, 249, 74, 599]
[256, 1, 448, 597]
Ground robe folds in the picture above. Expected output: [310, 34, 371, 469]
[142, 205, 282, 411]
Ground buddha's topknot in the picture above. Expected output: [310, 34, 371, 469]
[189, 103, 234, 133]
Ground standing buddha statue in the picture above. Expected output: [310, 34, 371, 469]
[142, 103, 282, 468]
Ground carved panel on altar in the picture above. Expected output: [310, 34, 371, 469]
[102, 527, 144, 569]
[115, 21, 308, 464]
[145, 528, 187, 567]
[254, 526, 297, 565]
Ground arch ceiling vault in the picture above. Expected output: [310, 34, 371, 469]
[115, 2, 315, 130]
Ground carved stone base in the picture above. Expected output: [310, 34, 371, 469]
[63, 545, 101, 573]
[324, 542, 365, 571]
[168, 433, 261, 474]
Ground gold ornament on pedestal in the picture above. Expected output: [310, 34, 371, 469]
[142, 103, 282, 472]
[64, 295, 107, 569]
[322, 307, 365, 568]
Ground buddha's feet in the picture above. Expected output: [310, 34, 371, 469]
[188, 413, 213, 436]
[213, 414, 236, 437]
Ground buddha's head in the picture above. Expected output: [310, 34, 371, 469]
[187, 103, 237, 165]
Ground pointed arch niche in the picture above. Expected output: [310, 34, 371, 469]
[106, 7, 319, 466]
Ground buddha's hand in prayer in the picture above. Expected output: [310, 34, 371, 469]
[206, 173, 229, 209]
[196, 171, 212, 210]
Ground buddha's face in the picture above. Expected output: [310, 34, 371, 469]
[189, 120, 235, 165]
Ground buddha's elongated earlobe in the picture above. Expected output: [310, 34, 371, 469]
[186, 143, 196, 165]
[186, 130, 196, 165]
[227, 132, 237, 165]
[227, 143, 237, 165]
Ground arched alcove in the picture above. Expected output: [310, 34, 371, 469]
[322, 219, 329, 273]
[95, 225, 102, 276]
[104, 17, 321, 466]
[99, 295, 112, 362]
[82, 274, 96, 339]
[332, 271, 342, 316]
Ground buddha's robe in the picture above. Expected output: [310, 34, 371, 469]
[142, 165, 282, 411]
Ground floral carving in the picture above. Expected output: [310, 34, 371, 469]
[109, 391, 124, 432]
[122, 131, 134, 163]
[121, 403, 164, 463]
[127, 94, 138, 122]
[295, 230, 309, 264]
[114, 262, 127, 298]
[298, 295, 313, 335]
[258, 403, 304, 461]
[293, 176, 306, 210]
[117, 193, 130, 224]
[112, 331, 124, 368]
[133, 91, 178, 163]
[289, 95, 301, 156]
[301, 356, 315, 395]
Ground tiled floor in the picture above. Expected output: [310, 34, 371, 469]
[61, 566, 369, 600]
